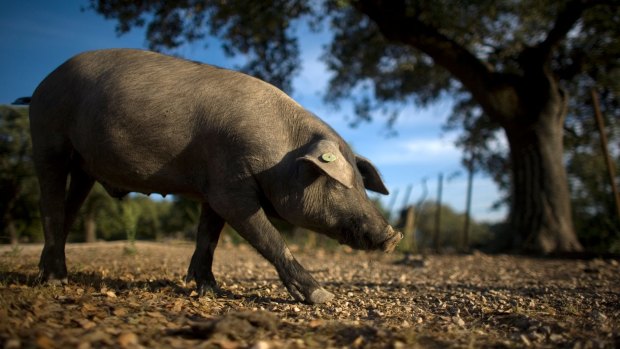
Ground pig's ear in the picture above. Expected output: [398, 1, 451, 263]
[298, 140, 355, 189]
[355, 155, 389, 195]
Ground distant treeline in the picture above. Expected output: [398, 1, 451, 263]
[1, 105, 618, 253]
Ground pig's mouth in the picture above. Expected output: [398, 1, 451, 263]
[337, 226, 403, 253]
[379, 226, 403, 253]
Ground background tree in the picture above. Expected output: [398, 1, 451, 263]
[76, 183, 118, 242]
[119, 198, 141, 253]
[0, 105, 40, 245]
[133, 195, 171, 240]
[413, 201, 492, 251]
[90, 0, 620, 253]
[326, 0, 619, 253]
[564, 88, 620, 253]
[162, 196, 200, 239]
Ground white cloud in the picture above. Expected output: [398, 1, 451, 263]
[404, 138, 457, 155]
[368, 136, 461, 166]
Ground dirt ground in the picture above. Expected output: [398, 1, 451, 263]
[0, 241, 618, 349]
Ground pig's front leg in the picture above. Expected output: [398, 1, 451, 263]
[224, 207, 334, 304]
[186, 204, 225, 295]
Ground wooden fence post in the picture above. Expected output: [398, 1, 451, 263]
[591, 88, 620, 219]
[463, 156, 474, 252]
[433, 173, 443, 252]
[403, 206, 417, 252]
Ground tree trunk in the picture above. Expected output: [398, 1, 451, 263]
[8, 219, 19, 246]
[2, 195, 20, 245]
[504, 113, 583, 253]
[84, 211, 97, 243]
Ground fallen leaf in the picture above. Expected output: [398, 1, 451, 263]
[251, 341, 270, 349]
[113, 308, 128, 317]
[352, 336, 364, 348]
[147, 311, 165, 318]
[210, 339, 239, 349]
[118, 332, 139, 348]
[36, 335, 55, 349]
[309, 319, 323, 328]
[171, 300, 183, 312]
[76, 319, 97, 330]
[4, 339, 20, 349]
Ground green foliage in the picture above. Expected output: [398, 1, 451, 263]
[441, 1, 620, 219]
[161, 196, 200, 239]
[0, 105, 41, 244]
[326, 0, 619, 120]
[565, 103, 620, 253]
[133, 195, 171, 240]
[119, 199, 140, 254]
[411, 202, 492, 251]
[89, 0, 316, 93]
[67, 183, 114, 242]
[120, 199, 140, 241]
[70, 191, 181, 243]
[323, 5, 453, 124]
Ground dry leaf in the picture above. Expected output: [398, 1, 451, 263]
[171, 300, 183, 312]
[118, 332, 139, 348]
[352, 336, 365, 348]
[113, 308, 128, 317]
[4, 339, 20, 349]
[210, 339, 239, 349]
[251, 341, 270, 349]
[35, 335, 55, 349]
[76, 319, 97, 330]
[147, 311, 165, 318]
[81, 303, 98, 314]
[308, 319, 323, 328]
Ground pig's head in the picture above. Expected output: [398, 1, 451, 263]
[276, 139, 403, 253]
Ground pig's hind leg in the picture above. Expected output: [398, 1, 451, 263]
[64, 166, 95, 235]
[186, 203, 225, 295]
[32, 139, 73, 284]
[33, 140, 94, 284]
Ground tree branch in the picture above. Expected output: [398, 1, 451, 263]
[352, 0, 496, 113]
[536, 0, 589, 63]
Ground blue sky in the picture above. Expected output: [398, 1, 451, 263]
[0, 0, 507, 222]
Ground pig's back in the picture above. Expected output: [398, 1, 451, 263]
[29, 49, 316, 195]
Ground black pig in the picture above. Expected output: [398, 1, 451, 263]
[29, 49, 402, 304]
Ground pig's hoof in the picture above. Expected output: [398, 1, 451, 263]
[37, 272, 68, 286]
[308, 288, 334, 304]
[50, 277, 69, 286]
[196, 283, 219, 297]
[185, 268, 219, 297]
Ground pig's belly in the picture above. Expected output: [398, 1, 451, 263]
[73, 138, 204, 198]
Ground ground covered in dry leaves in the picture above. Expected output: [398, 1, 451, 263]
[0, 241, 618, 348]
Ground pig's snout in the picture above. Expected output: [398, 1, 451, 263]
[381, 226, 403, 253]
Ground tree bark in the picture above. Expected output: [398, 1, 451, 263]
[8, 220, 18, 246]
[84, 211, 97, 243]
[503, 111, 583, 253]
[3, 196, 19, 245]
